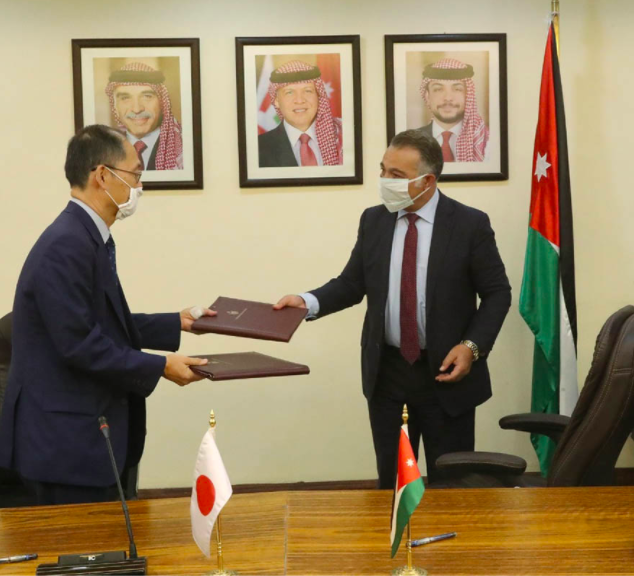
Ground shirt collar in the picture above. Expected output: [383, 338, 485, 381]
[283, 120, 318, 146]
[70, 198, 110, 243]
[126, 126, 161, 150]
[432, 120, 463, 138]
[397, 188, 439, 224]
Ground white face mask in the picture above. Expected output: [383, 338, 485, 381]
[378, 174, 431, 213]
[103, 167, 143, 220]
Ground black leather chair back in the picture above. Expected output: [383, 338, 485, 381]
[549, 305, 634, 486]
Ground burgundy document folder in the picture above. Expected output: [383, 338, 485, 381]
[191, 297, 307, 342]
[190, 352, 310, 381]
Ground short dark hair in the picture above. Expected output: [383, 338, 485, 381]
[64, 124, 127, 189]
[390, 128, 444, 179]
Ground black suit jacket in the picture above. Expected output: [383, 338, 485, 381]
[309, 192, 511, 417]
[258, 123, 298, 168]
[420, 122, 433, 137]
[146, 138, 159, 170]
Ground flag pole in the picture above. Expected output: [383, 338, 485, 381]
[392, 405, 427, 576]
[551, 0, 560, 56]
[208, 410, 236, 576]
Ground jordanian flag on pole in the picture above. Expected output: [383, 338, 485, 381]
[390, 423, 425, 558]
[519, 22, 578, 477]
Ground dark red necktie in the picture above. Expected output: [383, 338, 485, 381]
[299, 133, 318, 166]
[441, 131, 454, 162]
[400, 213, 420, 364]
[133, 141, 147, 170]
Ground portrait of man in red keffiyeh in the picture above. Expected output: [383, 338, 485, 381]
[105, 62, 183, 171]
[419, 58, 489, 163]
[258, 59, 343, 168]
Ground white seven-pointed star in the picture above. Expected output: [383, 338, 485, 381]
[406, 458, 415, 467]
[535, 152, 551, 182]
[323, 81, 334, 99]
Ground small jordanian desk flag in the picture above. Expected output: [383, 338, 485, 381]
[519, 21, 578, 476]
[390, 421, 425, 558]
[191, 414, 233, 558]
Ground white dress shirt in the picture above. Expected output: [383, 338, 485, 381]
[431, 120, 490, 161]
[302, 189, 440, 350]
[70, 198, 110, 243]
[384, 189, 439, 349]
[283, 120, 324, 166]
[126, 127, 161, 169]
[432, 121, 462, 160]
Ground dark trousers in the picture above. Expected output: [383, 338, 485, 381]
[368, 346, 475, 488]
[23, 478, 119, 506]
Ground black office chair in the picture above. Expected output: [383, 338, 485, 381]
[434, 305, 634, 488]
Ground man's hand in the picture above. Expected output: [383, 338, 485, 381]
[273, 295, 307, 310]
[180, 306, 216, 332]
[435, 344, 474, 383]
[164, 354, 208, 386]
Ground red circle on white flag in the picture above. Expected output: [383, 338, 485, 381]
[196, 475, 216, 516]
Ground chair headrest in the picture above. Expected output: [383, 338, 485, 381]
[549, 305, 634, 486]
[0, 312, 11, 365]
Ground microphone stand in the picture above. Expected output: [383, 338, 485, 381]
[35, 416, 147, 575]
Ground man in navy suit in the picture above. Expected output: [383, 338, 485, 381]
[275, 129, 511, 487]
[0, 125, 212, 505]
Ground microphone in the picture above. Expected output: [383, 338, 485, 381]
[35, 416, 147, 575]
[98, 416, 138, 559]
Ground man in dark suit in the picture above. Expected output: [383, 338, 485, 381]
[275, 129, 511, 487]
[0, 125, 211, 505]
[106, 62, 184, 171]
[258, 60, 343, 168]
[418, 58, 489, 163]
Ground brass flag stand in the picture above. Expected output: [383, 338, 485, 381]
[392, 521, 427, 576]
[207, 411, 236, 576]
[392, 406, 427, 576]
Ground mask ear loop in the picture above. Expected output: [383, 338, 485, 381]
[409, 173, 432, 203]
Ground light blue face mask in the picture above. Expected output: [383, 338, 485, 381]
[378, 174, 430, 213]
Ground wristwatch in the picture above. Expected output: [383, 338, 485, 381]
[460, 340, 480, 361]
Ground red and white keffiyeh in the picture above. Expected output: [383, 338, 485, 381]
[420, 58, 489, 162]
[267, 60, 343, 166]
[105, 62, 183, 170]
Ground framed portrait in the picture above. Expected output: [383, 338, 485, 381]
[71, 38, 203, 190]
[385, 34, 508, 182]
[236, 35, 362, 188]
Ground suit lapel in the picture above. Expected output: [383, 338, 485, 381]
[377, 209, 398, 309]
[274, 123, 299, 167]
[65, 202, 132, 340]
[147, 139, 159, 170]
[426, 191, 456, 312]
[101, 254, 132, 340]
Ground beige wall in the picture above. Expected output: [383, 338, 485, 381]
[1, 0, 633, 489]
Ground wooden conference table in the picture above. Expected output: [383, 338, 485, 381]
[1, 487, 634, 575]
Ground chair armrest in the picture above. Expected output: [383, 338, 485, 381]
[435, 451, 527, 476]
[499, 413, 570, 443]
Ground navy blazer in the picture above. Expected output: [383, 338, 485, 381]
[309, 192, 512, 417]
[0, 202, 181, 486]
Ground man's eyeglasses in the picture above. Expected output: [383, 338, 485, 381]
[92, 165, 143, 184]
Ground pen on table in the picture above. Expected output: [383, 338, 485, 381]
[411, 532, 457, 547]
[0, 553, 38, 564]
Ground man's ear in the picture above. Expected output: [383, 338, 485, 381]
[93, 166, 108, 189]
[423, 173, 436, 190]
